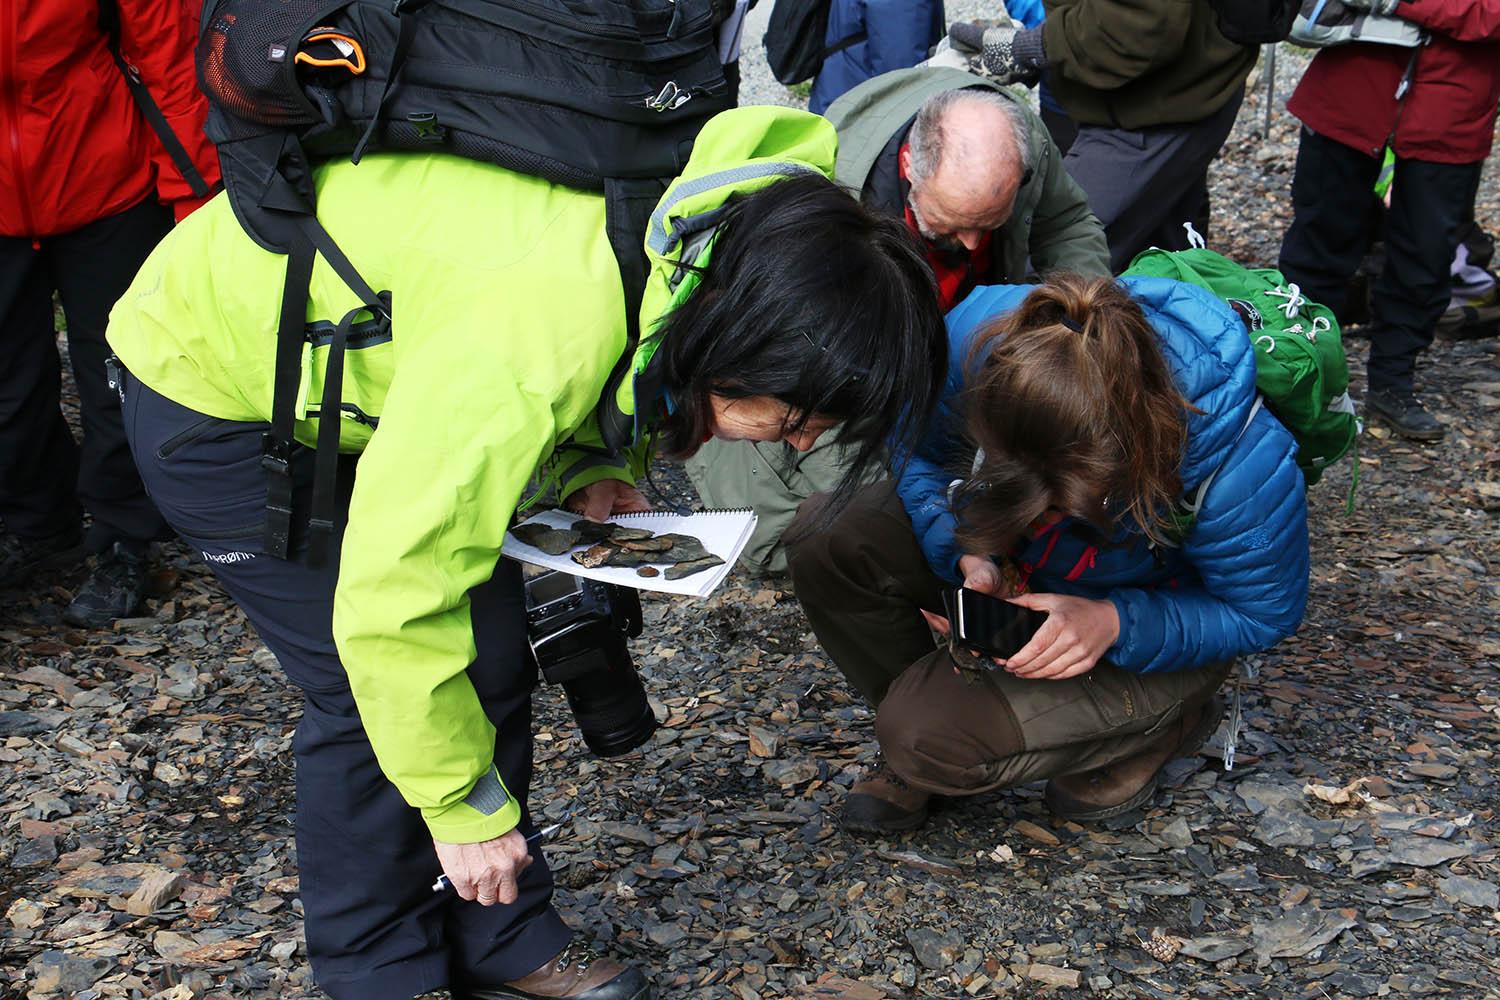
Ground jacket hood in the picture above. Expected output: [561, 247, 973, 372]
[607, 106, 839, 444]
[944, 277, 1260, 491]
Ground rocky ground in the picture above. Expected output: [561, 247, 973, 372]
[4, 29, 1500, 1000]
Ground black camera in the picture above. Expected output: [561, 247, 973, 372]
[523, 571, 656, 758]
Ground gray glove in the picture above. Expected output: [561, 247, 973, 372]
[948, 20, 1045, 85]
[1340, 0, 1403, 14]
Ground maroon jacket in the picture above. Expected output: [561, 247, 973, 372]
[1, 0, 219, 239]
[1287, 0, 1500, 164]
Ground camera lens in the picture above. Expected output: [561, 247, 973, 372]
[559, 661, 658, 758]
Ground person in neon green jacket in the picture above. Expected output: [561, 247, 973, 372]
[106, 107, 946, 1000]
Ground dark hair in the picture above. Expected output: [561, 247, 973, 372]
[655, 173, 947, 503]
[952, 274, 1197, 554]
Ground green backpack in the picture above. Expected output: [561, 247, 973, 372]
[1123, 245, 1359, 486]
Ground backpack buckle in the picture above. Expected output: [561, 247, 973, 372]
[645, 81, 691, 113]
[407, 112, 447, 143]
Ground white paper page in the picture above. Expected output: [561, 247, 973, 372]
[501, 508, 757, 598]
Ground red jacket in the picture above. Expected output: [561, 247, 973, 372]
[1, 0, 220, 239]
[1288, 0, 1500, 164]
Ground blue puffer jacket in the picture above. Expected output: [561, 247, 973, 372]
[808, 0, 944, 115]
[896, 279, 1310, 674]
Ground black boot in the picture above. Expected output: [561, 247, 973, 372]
[467, 941, 652, 1000]
[63, 542, 148, 628]
[1365, 388, 1445, 442]
[0, 527, 84, 588]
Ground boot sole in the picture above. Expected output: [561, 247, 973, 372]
[1045, 696, 1227, 823]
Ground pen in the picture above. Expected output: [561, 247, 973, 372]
[430, 821, 566, 894]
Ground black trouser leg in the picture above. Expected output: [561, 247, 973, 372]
[1277, 128, 1382, 321]
[1065, 87, 1242, 273]
[51, 198, 173, 550]
[120, 375, 570, 1000]
[0, 238, 82, 540]
[1367, 156, 1485, 394]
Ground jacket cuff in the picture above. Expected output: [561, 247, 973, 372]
[1012, 26, 1048, 70]
[421, 765, 523, 843]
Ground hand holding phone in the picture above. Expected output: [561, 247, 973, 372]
[1001, 592, 1121, 681]
[943, 586, 1047, 661]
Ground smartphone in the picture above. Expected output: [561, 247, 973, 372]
[943, 587, 1048, 661]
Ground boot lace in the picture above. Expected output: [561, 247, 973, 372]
[552, 939, 593, 978]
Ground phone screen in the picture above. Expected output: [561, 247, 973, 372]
[952, 587, 1047, 660]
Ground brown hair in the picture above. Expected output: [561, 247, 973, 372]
[953, 274, 1197, 555]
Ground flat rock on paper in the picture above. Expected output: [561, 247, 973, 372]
[510, 523, 581, 556]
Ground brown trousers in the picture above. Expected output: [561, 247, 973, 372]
[786, 483, 1230, 796]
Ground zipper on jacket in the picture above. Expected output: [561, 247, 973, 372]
[1064, 545, 1098, 582]
[1016, 523, 1063, 592]
[0, 0, 40, 245]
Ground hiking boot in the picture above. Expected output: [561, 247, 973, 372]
[1045, 696, 1226, 823]
[468, 941, 652, 1000]
[0, 527, 84, 588]
[63, 542, 148, 629]
[841, 759, 932, 835]
[1365, 389, 1445, 442]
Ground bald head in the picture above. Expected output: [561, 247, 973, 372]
[902, 89, 1031, 252]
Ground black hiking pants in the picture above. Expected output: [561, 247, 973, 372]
[1279, 128, 1485, 395]
[119, 372, 570, 1000]
[0, 198, 170, 549]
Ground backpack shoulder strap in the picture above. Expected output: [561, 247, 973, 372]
[99, 0, 212, 199]
[1178, 395, 1266, 524]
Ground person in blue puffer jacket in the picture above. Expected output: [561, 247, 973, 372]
[786, 274, 1309, 833]
[808, 0, 945, 115]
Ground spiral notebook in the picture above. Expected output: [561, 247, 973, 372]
[501, 507, 757, 598]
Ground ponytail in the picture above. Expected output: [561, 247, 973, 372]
[953, 275, 1196, 555]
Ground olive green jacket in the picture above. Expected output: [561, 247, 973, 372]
[1041, 0, 1258, 129]
[826, 67, 1110, 284]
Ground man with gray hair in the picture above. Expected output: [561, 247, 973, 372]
[830, 66, 1108, 312]
[686, 67, 1107, 576]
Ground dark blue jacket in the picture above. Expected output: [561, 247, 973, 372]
[896, 279, 1310, 673]
[808, 0, 944, 115]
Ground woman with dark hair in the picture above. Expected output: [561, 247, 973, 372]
[787, 273, 1308, 834]
[105, 108, 945, 1000]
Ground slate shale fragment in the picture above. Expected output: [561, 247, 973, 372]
[510, 523, 581, 555]
[572, 543, 615, 569]
[656, 534, 710, 562]
[664, 555, 724, 580]
[601, 547, 660, 568]
[617, 536, 675, 552]
[570, 519, 620, 543]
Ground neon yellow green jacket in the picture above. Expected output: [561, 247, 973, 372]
[107, 106, 837, 843]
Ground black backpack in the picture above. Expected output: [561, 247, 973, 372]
[194, 0, 731, 561]
[1206, 0, 1299, 44]
[763, 0, 866, 85]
